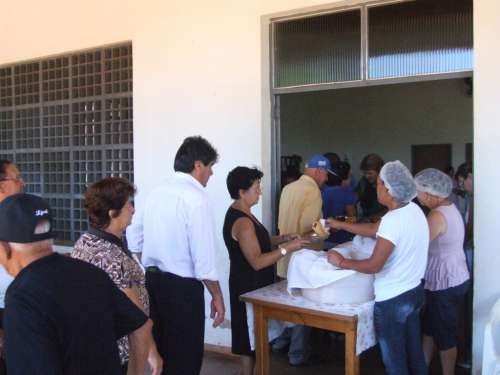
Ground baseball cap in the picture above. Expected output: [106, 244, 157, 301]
[305, 154, 335, 174]
[0, 193, 55, 243]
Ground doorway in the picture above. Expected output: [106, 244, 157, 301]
[266, 0, 474, 370]
[269, 0, 473, 223]
[412, 144, 453, 175]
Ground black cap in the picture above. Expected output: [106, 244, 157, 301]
[0, 193, 55, 243]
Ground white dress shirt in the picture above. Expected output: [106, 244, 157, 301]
[127, 172, 218, 281]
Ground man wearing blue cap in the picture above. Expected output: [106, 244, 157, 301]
[274, 154, 332, 366]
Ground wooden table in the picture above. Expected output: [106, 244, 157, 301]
[241, 282, 360, 375]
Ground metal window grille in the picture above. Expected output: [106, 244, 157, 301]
[0, 42, 133, 244]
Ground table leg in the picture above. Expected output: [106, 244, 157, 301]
[254, 305, 269, 375]
[345, 329, 359, 375]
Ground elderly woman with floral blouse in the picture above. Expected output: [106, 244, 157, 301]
[71, 177, 162, 375]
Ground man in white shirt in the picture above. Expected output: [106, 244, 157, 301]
[127, 136, 225, 375]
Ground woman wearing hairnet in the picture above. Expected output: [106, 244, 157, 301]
[414, 169, 469, 375]
[327, 161, 429, 375]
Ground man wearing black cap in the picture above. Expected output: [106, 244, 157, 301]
[0, 160, 25, 373]
[0, 193, 154, 375]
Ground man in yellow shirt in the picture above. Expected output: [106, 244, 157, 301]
[277, 154, 331, 277]
[273, 154, 332, 366]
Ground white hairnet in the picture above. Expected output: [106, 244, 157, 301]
[414, 168, 453, 198]
[379, 160, 416, 203]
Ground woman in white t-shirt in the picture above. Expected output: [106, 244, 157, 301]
[327, 161, 429, 375]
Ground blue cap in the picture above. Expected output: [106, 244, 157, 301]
[305, 154, 334, 174]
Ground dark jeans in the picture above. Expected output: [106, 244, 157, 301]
[374, 283, 427, 375]
[146, 269, 205, 375]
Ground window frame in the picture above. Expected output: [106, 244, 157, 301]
[270, 0, 473, 95]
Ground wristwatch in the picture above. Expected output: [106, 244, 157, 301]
[279, 245, 287, 257]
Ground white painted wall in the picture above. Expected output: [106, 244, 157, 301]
[1, 1, 498, 372]
[280, 79, 472, 177]
[472, 1, 500, 373]
[1, 0, 337, 348]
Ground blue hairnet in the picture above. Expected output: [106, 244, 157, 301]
[379, 161, 416, 203]
[414, 168, 453, 198]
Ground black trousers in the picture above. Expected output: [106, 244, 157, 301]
[146, 269, 205, 375]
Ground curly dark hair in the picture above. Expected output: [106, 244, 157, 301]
[226, 166, 263, 200]
[84, 177, 136, 229]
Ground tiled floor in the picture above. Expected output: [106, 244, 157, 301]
[200, 333, 472, 375]
[201, 346, 386, 375]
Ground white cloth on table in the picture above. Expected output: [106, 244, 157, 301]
[243, 281, 376, 355]
[286, 249, 355, 294]
[351, 235, 377, 259]
[245, 303, 286, 351]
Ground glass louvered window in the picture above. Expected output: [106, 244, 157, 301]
[274, 10, 361, 87]
[0, 43, 133, 243]
[368, 0, 473, 79]
[272, 0, 472, 89]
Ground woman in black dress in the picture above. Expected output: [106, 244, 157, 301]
[223, 167, 306, 375]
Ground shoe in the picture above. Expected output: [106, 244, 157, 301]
[288, 355, 311, 367]
[270, 339, 290, 353]
[456, 359, 472, 369]
[289, 358, 309, 367]
[289, 355, 319, 367]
